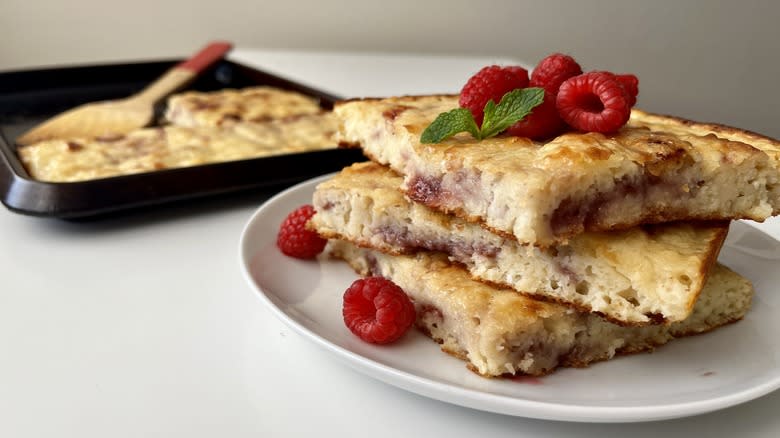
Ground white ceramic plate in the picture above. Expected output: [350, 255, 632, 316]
[239, 174, 780, 423]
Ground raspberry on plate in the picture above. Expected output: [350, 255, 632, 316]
[276, 204, 327, 259]
[505, 90, 567, 140]
[556, 72, 632, 133]
[530, 53, 583, 95]
[459, 65, 529, 125]
[343, 277, 416, 344]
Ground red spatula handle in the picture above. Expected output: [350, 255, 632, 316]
[176, 41, 234, 73]
[134, 41, 233, 104]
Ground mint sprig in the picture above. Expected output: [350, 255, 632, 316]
[419, 108, 480, 144]
[420, 87, 545, 144]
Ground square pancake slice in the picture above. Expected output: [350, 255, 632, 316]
[164, 86, 325, 128]
[334, 95, 780, 246]
[329, 240, 752, 377]
[311, 162, 728, 326]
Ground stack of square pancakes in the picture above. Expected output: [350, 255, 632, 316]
[310, 95, 780, 377]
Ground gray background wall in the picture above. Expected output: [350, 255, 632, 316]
[1, 0, 778, 138]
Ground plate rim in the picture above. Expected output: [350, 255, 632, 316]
[238, 174, 780, 423]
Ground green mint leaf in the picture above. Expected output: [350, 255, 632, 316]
[420, 107, 481, 143]
[420, 87, 545, 143]
[479, 87, 545, 139]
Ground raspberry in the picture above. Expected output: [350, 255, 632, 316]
[459, 65, 529, 125]
[582, 71, 640, 107]
[530, 53, 583, 95]
[342, 277, 416, 344]
[505, 90, 566, 140]
[615, 74, 639, 107]
[556, 72, 631, 133]
[276, 204, 326, 259]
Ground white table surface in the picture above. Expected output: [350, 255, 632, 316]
[1, 48, 779, 437]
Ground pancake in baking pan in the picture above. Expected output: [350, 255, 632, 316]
[19, 113, 337, 182]
[164, 86, 325, 127]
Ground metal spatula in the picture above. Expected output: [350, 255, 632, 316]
[16, 41, 233, 146]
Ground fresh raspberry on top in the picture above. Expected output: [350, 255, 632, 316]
[276, 204, 327, 259]
[585, 71, 640, 107]
[615, 74, 639, 107]
[556, 72, 631, 133]
[505, 90, 567, 140]
[343, 277, 416, 344]
[459, 65, 529, 125]
[530, 53, 583, 95]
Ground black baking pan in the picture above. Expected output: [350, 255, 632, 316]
[0, 59, 365, 218]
